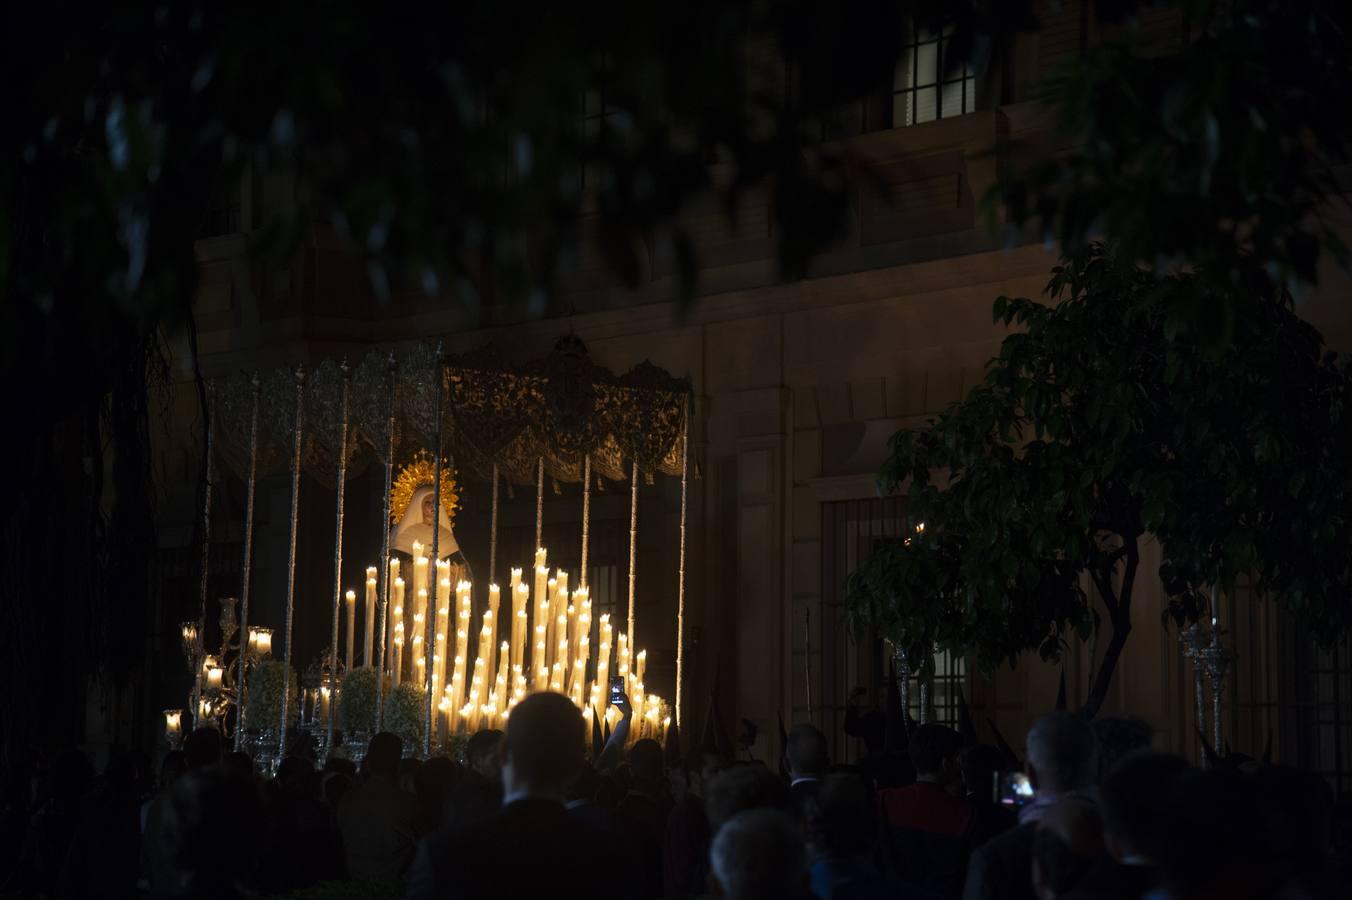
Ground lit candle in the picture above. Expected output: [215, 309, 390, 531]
[435, 570, 451, 704]
[511, 581, 528, 672]
[164, 709, 183, 741]
[250, 626, 273, 658]
[534, 623, 549, 692]
[365, 566, 379, 666]
[320, 685, 331, 725]
[449, 662, 465, 733]
[206, 664, 223, 691]
[596, 614, 612, 704]
[544, 578, 559, 670]
[412, 589, 428, 659]
[390, 584, 405, 679]
[393, 632, 404, 687]
[531, 554, 549, 677]
[636, 649, 647, 686]
[345, 589, 357, 672]
[494, 640, 510, 711]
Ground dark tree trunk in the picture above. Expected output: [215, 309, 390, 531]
[1080, 534, 1139, 720]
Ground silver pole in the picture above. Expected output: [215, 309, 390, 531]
[278, 365, 306, 753]
[326, 361, 352, 756]
[674, 401, 689, 727]
[192, 381, 215, 729]
[425, 344, 444, 756]
[234, 374, 261, 751]
[580, 455, 591, 589]
[626, 459, 639, 653]
[375, 353, 396, 731]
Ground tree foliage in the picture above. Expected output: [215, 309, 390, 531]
[994, 0, 1352, 325]
[847, 245, 1352, 716]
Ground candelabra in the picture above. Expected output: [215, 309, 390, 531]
[1196, 634, 1234, 758]
[891, 643, 912, 724]
[180, 597, 273, 754]
[300, 652, 344, 764]
[1180, 620, 1233, 765]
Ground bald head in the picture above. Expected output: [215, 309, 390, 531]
[1026, 713, 1097, 795]
[710, 810, 806, 900]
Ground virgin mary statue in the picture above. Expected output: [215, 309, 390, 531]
[390, 484, 472, 583]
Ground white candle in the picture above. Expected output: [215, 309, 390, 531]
[365, 566, 379, 666]
[412, 596, 427, 685]
[544, 578, 559, 670]
[390, 578, 405, 675]
[596, 615, 612, 706]
[345, 589, 357, 672]
[393, 633, 404, 687]
[531, 557, 549, 678]
[164, 709, 182, 739]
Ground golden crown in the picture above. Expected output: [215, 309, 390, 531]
[390, 450, 459, 525]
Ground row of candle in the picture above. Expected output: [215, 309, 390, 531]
[338, 543, 670, 742]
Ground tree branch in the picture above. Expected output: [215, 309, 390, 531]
[1081, 534, 1139, 719]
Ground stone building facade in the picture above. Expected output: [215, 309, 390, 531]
[144, 2, 1352, 783]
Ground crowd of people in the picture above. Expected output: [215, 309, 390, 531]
[3, 690, 1350, 899]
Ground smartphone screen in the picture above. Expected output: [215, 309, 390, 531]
[997, 771, 1036, 807]
[609, 675, 626, 706]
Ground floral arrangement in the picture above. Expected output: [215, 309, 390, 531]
[382, 681, 424, 748]
[243, 659, 298, 731]
[339, 667, 379, 733]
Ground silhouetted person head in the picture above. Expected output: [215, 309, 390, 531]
[786, 724, 829, 781]
[364, 732, 403, 780]
[466, 728, 504, 782]
[909, 723, 963, 784]
[222, 751, 254, 780]
[808, 771, 877, 860]
[1026, 713, 1097, 796]
[848, 710, 885, 756]
[710, 809, 807, 900]
[628, 738, 665, 788]
[1091, 716, 1153, 781]
[1100, 751, 1190, 864]
[705, 763, 791, 831]
[184, 727, 223, 770]
[414, 756, 461, 831]
[503, 692, 585, 797]
[959, 743, 1007, 803]
[1157, 768, 1273, 899]
[161, 767, 263, 892]
[1032, 794, 1106, 899]
[276, 756, 314, 797]
[158, 750, 187, 793]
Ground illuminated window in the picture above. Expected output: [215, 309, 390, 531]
[892, 26, 976, 127]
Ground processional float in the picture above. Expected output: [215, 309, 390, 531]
[167, 336, 692, 768]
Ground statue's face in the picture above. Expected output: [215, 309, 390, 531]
[421, 493, 435, 525]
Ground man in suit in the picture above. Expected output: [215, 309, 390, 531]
[963, 713, 1098, 900]
[785, 723, 829, 819]
[408, 692, 638, 900]
[337, 732, 417, 885]
[880, 723, 972, 900]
